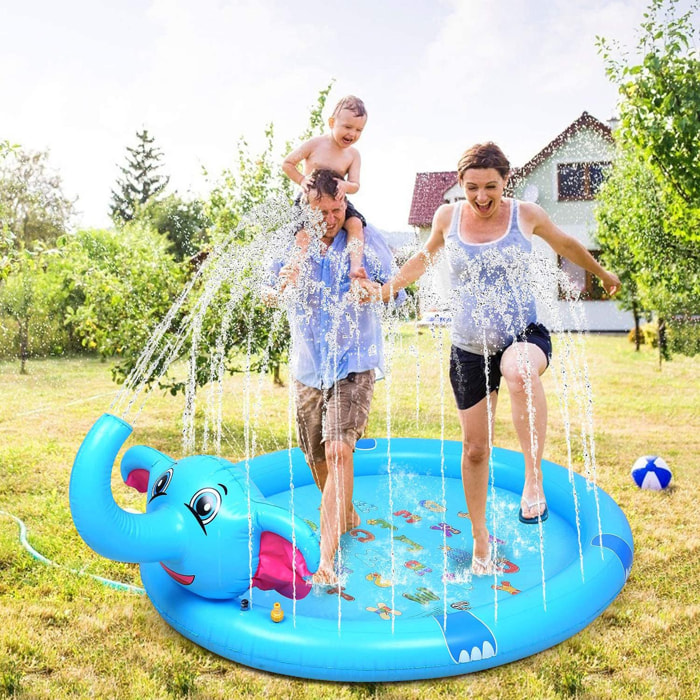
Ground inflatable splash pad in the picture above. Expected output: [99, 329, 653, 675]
[71, 415, 632, 682]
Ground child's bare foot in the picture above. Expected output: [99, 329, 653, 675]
[311, 565, 338, 586]
[344, 508, 361, 534]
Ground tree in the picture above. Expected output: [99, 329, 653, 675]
[112, 84, 334, 394]
[595, 150, 699, 360]
[598, 0, 700, 212]
[137, 193, 211, 261]
[0, 140, 17, 281]
[206, 80, 334, 241]
[51, 224, 185, 362]
[596, 0, 700, 360]
[0, 146, 75, 372]
[110, 129, 170, 224]
[195, 83, 335, 383]
[0, 148, 75, 250]
[205, 123, 286, 243]
[592, 154, 646, 350]
[0, 243, 65, 373]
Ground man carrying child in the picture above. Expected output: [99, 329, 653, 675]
[269, 168, 403, 584]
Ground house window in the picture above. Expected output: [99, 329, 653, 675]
[558, 251, 607, 301]
[557, 162, 611, 201]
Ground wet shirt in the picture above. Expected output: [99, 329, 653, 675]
[445, 199, 538, 355]
[274, 224, 405, 390]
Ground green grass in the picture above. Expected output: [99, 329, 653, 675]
[0, 331, 698, 699]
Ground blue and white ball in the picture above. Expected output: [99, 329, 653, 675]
[631, 456, 673, 491]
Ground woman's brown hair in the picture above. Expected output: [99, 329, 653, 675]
[457, 142, 510, 182]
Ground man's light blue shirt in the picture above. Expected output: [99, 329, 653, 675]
[276, 223, 405, 390]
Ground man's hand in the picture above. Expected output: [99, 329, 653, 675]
[278, 263, 300, 293]
[350, 276, 382, 303]
[261, 286, 280, 307]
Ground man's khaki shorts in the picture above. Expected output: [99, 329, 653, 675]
[295, 371, 375, 466]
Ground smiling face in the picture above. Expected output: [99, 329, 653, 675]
[460, 168, 508, 219]
[329, 108, 366, 149]
[308, 192, 347, 241]
[146, 458, 253, 598]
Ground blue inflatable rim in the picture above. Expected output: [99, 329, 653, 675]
[141, 438, 633, 682]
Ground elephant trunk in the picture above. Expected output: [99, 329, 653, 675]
[70, 413, 182, 563]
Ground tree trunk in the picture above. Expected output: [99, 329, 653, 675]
[632, 301, 641, 351]
[19, 317, 29, 375]
[658, 317, 667, 368]
[273, 362, 284, 386]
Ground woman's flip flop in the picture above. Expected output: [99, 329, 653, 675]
[518, 499, 549, 524]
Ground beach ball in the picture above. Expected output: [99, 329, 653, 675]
[631, 456, 672, 491]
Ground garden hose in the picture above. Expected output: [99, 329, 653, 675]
[0, 509, 145, 595]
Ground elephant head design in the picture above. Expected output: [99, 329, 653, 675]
[69, 413, 319, 600]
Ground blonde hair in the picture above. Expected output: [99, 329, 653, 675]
[331, 95, 367, 119]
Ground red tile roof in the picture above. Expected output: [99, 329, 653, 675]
[407, 112, 613, 227]
[408, 171, 458, 227]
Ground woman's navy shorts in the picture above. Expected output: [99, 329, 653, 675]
[449, 323, 552, 410]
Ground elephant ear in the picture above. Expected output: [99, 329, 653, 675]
[252, 531, 313, 599]
[250, 503, 320, 600]
[121, 445, 174, 493]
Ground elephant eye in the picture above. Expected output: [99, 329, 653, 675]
[150, 469, 173, 501]
[188, 488, 222, 530]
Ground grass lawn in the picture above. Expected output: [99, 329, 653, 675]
[0, 330, 698, 699]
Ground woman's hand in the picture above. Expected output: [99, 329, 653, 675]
[601, 270, 622, 296]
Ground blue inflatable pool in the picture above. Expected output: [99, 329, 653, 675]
[137, 437, 632, 681]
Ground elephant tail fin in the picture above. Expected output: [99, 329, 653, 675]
[252, 532, 313, 599]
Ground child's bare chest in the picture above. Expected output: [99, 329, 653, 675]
[306, 142, 354, 176]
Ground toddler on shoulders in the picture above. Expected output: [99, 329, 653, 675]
[282, 95, 368, 277]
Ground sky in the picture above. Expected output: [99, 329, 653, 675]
[0, 0, 688, 232]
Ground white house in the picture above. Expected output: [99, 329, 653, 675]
[407, 112, 634, 332]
